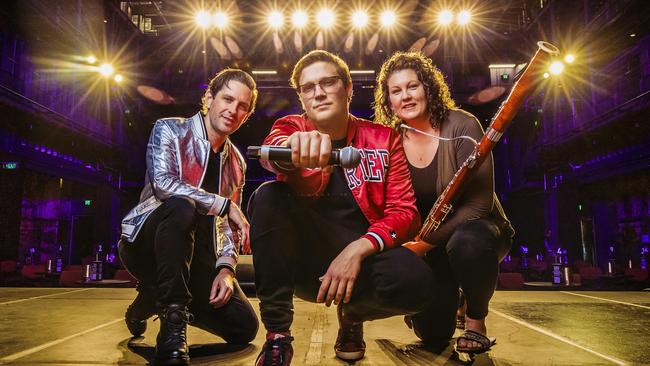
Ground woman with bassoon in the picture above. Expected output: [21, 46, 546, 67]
[374, 51, 514, 354]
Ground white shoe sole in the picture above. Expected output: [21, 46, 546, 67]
[335, 349, 365, 361]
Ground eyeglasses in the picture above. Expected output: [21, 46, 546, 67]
[297, 76, 342, 97]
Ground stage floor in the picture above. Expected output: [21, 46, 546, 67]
[0, 288, 648, 365]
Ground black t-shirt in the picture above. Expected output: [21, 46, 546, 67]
[201, 149, 221, 194]
[408, 154, 438, 218]
[196, 148, 221, 249]
[313, 139, 369, 235]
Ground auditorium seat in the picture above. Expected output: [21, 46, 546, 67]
[498, 272, 525, 290]
[59, 270, 83, 287]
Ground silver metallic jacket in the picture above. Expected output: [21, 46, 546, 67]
[120, 112, 246, 271]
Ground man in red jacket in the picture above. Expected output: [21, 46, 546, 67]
[249, 50, 434, 366]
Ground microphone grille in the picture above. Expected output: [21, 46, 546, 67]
[340, 146, 361, 169]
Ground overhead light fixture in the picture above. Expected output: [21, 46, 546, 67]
[351, 10, 368, 28]
[292, 10, 308, 28]
[252, 70, 277, 75]
[380, 10, 396, 27]
[213, 11, 228, 29]
[113, 74, 123, 82]
[268, 11, 284, 28]
[98, 63, 114, 77]
[457, 10, 471, 25]
[316, 9, 335, 28]
[350, 70, 375, 74]
[437, 10, 453, 26]
[549, 61, 564, 75]
[488, 64, 516, 68]
[195, 10, 212, 28]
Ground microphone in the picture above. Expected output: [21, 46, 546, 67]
[247, 145, 362, 169]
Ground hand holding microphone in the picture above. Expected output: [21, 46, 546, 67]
[248, 131, 361, 169]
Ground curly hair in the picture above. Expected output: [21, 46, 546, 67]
[373, 51, 455, 130]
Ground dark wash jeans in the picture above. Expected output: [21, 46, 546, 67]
[248, 181, 435, 333]
[119, 196, 258, 344]
[411, 218, 512, 346]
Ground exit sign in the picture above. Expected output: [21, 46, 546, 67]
[1, 162, 19, 170]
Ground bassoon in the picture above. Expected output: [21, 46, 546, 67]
[404, 41, 560, 256]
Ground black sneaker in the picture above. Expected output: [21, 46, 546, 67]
[255, 333, 294, 366]
[125, 287, 157, 337]
[334, 304, 366, 361]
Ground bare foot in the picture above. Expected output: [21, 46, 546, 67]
[458, 316, 487, 350]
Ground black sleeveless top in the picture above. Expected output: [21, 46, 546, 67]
[407, 154, 439, 219]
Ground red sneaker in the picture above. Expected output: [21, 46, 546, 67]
[255, 332, 294, 366]
[334, 304, 366, 361]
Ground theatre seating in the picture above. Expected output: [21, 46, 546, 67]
[578, 266, 603, 280]
[625, 268, 648, 283]
[498, 272, 525, 290]
[59, 270, 83, 287]
[113, 269, 137, 287]
[21, 264, 45, 280]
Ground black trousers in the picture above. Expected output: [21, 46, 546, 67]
[119, 196, 259, 344]
[411, 218, 512, 346]
[248, 181, 435, 332]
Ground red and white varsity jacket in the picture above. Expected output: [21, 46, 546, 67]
[261, 114, 420, 252]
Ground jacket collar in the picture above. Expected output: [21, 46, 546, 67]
[191, 111, 233, 156]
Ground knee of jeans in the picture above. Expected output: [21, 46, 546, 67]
[413, 321, 455, 347]
[247, 181, 292, 218]
[161, 196, 197, 226]
[446, 223, 498, 265]
[375, 253, 434, 309]
[224, 316, 259, 345]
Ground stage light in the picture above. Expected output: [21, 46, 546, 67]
[252, 70, 277, 75]
[380, 10, 396, 27]
[292, 10, 308, 28]
[564, 54, 575, 63]
[114, 74, 123, 83]
[549, 61, 564, 75]
[543, 72, 550, 79]
[316, 9, 335, 28]
[268, 11, 284, 28]
[457, 10, 471, 25]
[98, 63, 114, 77]
[213, 11, 228, 29]
[438, 10, 454, 26]
[86, 55, 97, 64]
[351, 10, 368, 28]
[195, 10, 211, 28]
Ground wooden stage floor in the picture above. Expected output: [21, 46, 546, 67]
[0, 288, 648, 365]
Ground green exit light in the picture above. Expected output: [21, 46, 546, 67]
[84, 200, 92, 206]
[500, 73, 510, 81]
[1, 162, 18, 170]
[578, 204, 583, 211]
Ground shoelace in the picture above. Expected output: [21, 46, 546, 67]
[153, 309, 195, 324]
[263, 336, 294, 366]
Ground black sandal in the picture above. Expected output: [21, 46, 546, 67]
[454, 330, 496, 354]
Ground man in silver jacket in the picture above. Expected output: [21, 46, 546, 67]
[118, 68, 259, 365]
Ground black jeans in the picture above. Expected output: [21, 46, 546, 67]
[119, 196, 259, 344]
[411, 218, 512, 346]
[248, 181, 435, 332]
